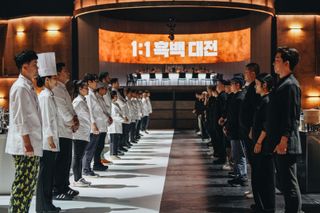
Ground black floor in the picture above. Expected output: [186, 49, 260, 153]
[160, 130, 320, 213]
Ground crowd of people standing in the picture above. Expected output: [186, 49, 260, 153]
[193, 47, 303, 213]
[5, 50, 152, 213]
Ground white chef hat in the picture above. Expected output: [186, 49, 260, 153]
[37, 52, 57, 77]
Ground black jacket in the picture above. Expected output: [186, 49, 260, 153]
[239, 81, 261, 138]
[205, 96, 216, 126]
[252, 94, 274, 154]
[213, 91, 227, 128]
[225, 90, 245, 140]
[265, 74, 302, 154]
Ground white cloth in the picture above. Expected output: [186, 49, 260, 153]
[103, 91, 112, 115]
[73, 95, 91, 142]
[137, 98, 143, 119]
[142, 98, 150, 117]
[112, 88, 131, 124]
[108, 102, 124, 134]
[37, 52, 57, 77]
[132, 98, 142, 121]
[5, 74, 43, 157]
[126, 97, 135, 123]
[38, 88, 60, 152]
[146, 97, 153, 114]
[52, 81, 75, 139]
[86, 89, 108, 133]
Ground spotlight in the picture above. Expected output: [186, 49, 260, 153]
[168, 34, 175, 41]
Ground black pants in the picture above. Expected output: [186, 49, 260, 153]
[36, 150, 57, 212]
[72, 140, 88, 182]
[252, 153, 275, 212]
[141, 116, 149, 131]
[275, 154, 302, 213]
[83, 134, 100, 173]
[54, 137, 72, 194]
[130, 122, 136, 142]
[122, 123, 131, 147]
[135, 120, 142, 138]
[244, 137, 253, 165]
[214, 125, 226, 160]
[201, 116, 209, 139]
[207, 122, 215, 149]
[110, 134, 121, 155]
[94, 132, 107, 167]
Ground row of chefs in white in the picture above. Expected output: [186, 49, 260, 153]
[5, 74, 152, 156]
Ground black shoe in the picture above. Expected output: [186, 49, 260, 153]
[228, 172, 236, 178]
[228, 177, 248, 186]
[66, 187, 79, 197]
[131, 140, 138, 143]
[120, 148, 128, 152]
[53, 193, 73, 200]
[93, 164, 108, 171]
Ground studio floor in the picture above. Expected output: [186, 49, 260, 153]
[1, 130, 320, 213]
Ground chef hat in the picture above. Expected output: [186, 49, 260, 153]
[37, 52, 57, 77]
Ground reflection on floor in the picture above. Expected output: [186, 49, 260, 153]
[160, 130, 320, 213]
[0, 130, 174, 213]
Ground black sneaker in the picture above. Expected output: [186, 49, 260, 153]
[83, 171, 99, 177]
[53, 193, 73, 200]
[120, 147, 128, 152]
[66, 187, 79, 197]
[93, 164, 108, 171]
[228, 177, 248, 186]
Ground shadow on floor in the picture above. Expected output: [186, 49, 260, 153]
[98, 174, 149, 179]
[89, 184, 138, 189]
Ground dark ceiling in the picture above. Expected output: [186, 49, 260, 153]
[100, 8, 251, 22]
[0, 0, 319, 19]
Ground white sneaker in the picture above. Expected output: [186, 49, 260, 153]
[222, 163, 232, 171]
[73, 178, 91, 187]
[110, 155, 121, 160]
[244, 190, 251, 195]
[196, 131, 201, 135]
[202, 138, 211, 143]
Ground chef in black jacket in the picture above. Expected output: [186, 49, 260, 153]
[240, 63, 261, 164]
[266, 47, 302, 213]
[205, 85, 217, 152]
[212, 79, 228, 164]
[224, 76, 248, 186]
[251, 73, 275, 212]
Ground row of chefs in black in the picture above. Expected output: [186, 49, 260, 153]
[194, 73, 302, 213]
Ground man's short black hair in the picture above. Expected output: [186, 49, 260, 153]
[276, 47, 300, 71]
[110, 91, 117, 99]
[14, 50, 38, 71]
[246, 63, 260, 75]
[83, 73, 97, 82]
[98, 71, 109, 81]
[256, 73, 274, 91]
[110, 78, 119, 85]
[56, 62, 66, 73]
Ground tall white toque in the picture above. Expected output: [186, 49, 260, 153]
[37, 52, 57, 77]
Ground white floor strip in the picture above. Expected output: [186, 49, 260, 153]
[0, 130, 174, 213]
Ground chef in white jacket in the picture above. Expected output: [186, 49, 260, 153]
[141, 91, 150, 133]
[110, 78, 131, 152]
[93, 82, 112, 171]
[82, 73, 107, 176]
[35, 52, 61, 213]
[108, 91, 126, 160]
[98, 71, 112, 115]
[52, 62, 79, 200]
[5, 50, 42, 213]
[72, 80, 92, 187]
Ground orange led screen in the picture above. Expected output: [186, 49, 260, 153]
[99, 28, 250, 64]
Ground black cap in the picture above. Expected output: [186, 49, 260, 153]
[230, 76, 244, 87]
